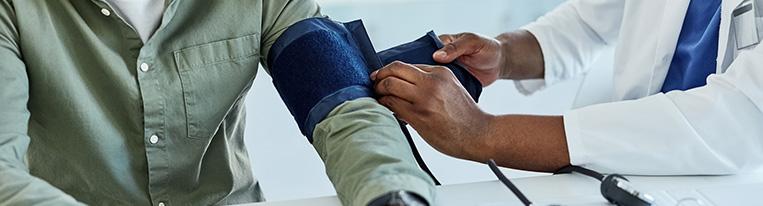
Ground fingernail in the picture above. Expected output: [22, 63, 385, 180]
[370, 70, 378, 80]
[434, 51, 447, 58]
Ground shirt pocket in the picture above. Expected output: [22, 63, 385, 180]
[173, 33, 261, 140]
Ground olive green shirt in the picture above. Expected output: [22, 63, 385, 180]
[0, 0, 435, 205]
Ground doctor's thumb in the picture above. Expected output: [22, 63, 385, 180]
[433, 43, 462, 63]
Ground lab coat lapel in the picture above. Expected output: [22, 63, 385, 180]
[717, 0, 744, 73]
[646, 0, 690, 95]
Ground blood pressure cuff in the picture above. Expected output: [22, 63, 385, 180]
[377, 32, 483, 101]
[268, 17, 482, 141]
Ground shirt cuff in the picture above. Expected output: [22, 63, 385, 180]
[356, 174, 436, 206]
[513, 79, 547, 96]
[516, 23, 564, 95]
[562, 109, 590, 167]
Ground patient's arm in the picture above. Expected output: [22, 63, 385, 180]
[315, 98, 434, 206]
[0, 1, 84, 204]
[260, 3, 436, 204]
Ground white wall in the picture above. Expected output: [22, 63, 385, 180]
[244, 0, 615, 202]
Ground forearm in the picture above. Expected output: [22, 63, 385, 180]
[464, 114, 569, 172]
[496, 30, 545, 80]
[313, 98, 435, 206]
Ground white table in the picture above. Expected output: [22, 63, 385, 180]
[241, 172, 763, 206]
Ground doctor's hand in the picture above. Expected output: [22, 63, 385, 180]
[434, 33, 505, 86]
[371, 61, 492, 161]
[372, 62, 570, 172]
[434, 31, 545, 85]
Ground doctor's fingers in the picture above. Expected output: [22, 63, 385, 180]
[413, 64, 458, 82]
[434, 33, 484, 63]
[438, 34, 457, 44]
[378, 95, 418, 124]
[374, 76, 421, 103]
[372, 61, 427, 84]
[413, 64, 450, 73]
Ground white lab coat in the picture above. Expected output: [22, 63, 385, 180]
[520, 0, 763, 175]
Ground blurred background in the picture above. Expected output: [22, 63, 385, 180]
[245, 0, 615, 202]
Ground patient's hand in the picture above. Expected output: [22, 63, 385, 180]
[371, 61, 492, 160]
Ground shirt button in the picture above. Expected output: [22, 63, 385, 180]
[158, 202, 166, 206]
[100, 8, 111, 17]
[140, 63, 150, 72]
[149, 134, 159, 144]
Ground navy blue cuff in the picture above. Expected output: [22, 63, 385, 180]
[304, 86, 374, 138]
[268, 18, 378, 142]
[267, 17, 482, 142]
[377, 31, 482, 101]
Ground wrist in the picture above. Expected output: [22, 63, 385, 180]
[495, 33, 514, 80]
[461, 111, 498, 162]
[495, 30, 544, 80]
[367, 190, 429, 206]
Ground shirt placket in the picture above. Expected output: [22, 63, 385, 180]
[92, 1, 170, 206]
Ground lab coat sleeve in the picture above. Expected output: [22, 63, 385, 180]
[516, 0, 625, 94]
[564, 46, 763, 175]
[0, 1, 84, 205]
[259, 1, 436, 205]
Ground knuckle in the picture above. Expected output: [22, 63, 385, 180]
[391, 60, 405, 67]
[439, 34, 453, 41]
[389, 62, 409, 73]
[433, 66, 453, 77]
[374, 83, 384, 94]
[384, 96, 400, 106]
[445, 43, 458, 51]
[462, 32, 478, 40]
[382, 78, 395, 92]
[404, 65, 422, 76]
[380, 98, 396, 109]
[382, 61, 403, 72]
[379, 78, 393, 93]
[374, 70, 387, 80]
[381, 77, 398, 94]
[415, 106, 434, 117]
[380, 96, 392, 105]
[374, 78, 386, 90]
[402, 63, 416, 70]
